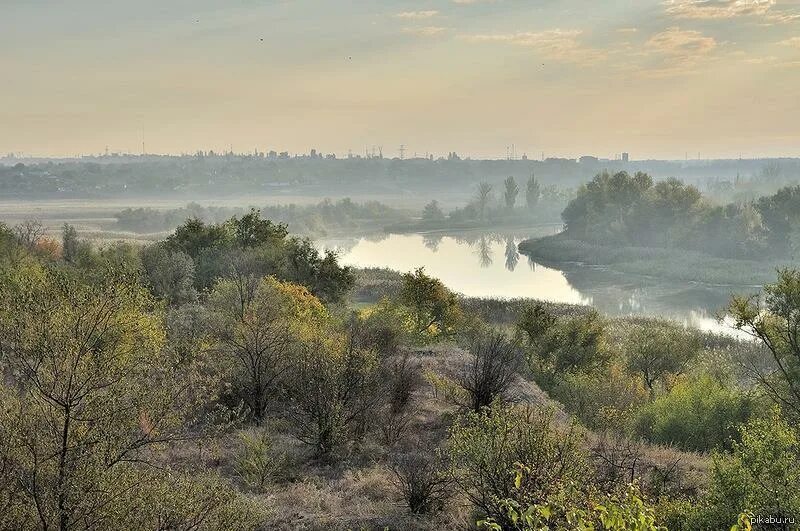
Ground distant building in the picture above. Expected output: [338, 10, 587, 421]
[579, 156, 599, 164]
[622, 152, 630, 163]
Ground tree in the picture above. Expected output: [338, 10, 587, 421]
[0, 263, 212, 529]
[456, 330, 522, 412]
[399, 267, 462, 338]
[422, 200, 445, 223]
[526, 173, 540, 210]
[520, 307, 609, 376]
[166, 217, 232, 259]
[476, 182, 493, 221]
[503, 177, 519, 210]
[140, 243, 198, 305]
[210, 276, 325, 422]
[230, 208, 288, 248]
[633, 376, 757, 452]
[283, 330, 381, 458]
[729, 269, 800, 418]
[61, 223, 79, 263]
[285, 238, 355, 304]
[625, 323, 702, 394]
[13, 219, 44, 251]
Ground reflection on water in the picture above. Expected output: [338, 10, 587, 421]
[317, 228, 757, 336]
[505, 237, 519, 272]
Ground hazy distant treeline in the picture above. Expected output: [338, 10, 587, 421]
[2, 154, 798, 202]
[114, 198, 411, 235]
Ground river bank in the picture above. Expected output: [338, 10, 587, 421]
[518, 233, 790, 287]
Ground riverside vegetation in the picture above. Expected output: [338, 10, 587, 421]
[1, 210, 799, 529]
[520, 171, 800, 286]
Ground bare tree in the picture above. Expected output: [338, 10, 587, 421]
[389, 450, 452, 514]
[457, 330, 522, 412]
[13, 218, 44, 250]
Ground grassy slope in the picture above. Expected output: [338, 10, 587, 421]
[518, 233, 793, 286]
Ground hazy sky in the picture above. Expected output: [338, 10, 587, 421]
[2, 0, 800, 159]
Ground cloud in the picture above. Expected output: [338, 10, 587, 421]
[402, 26, 448, 36]
[394, 10, 439, 19]
[617, 28, 639, 34]
[465, 29, 606, 63]
[663, 0, 799, 23]
[780, 36, 800, 48]
[639, 27, 719, 76]
[646, 27, 718, 56]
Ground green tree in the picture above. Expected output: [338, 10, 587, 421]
[523, 309, 609, 376]
[729, 269, 800, 418]
[399, 267, 462, 338]
[230, 208, 288, 248]
[210, 276, 326, 422]
[526, 173, 540, 211]
[0, 263, 214, 529]
[166, 217, 232, 258]
[61, 223, 79, 263]
[140, 243, 198, 305]
[422, 200, 445, 223]
[705, 410, 800, 527]
[625, 323, 702, 394]
[633, 376, 757, 452]
[284, 330, 381, 458]
[504, 176, 519, 210]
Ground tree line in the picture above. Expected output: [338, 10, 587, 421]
[562, 171, 800, 259]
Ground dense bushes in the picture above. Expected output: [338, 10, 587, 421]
[633, 377, 758, 452]
[448, 404, 588, 526]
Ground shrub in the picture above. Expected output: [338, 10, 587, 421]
[389, 451, 452, 514]
[448, 404, 588, 526]
[235, 429, 288, 491]
[633, 376, 758, 452]
[284, 333, 382, 458]
[703, 410, 800, 527]
[456, 330, 522, 412]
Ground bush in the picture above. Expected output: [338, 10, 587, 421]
[633, 376, 758, 452]
[519, 305, 610, 377]
[448, 404, 588, 526]
[703, 410, 800, 527]
[235, 429, 288, 491]
[456, 330, 522, 412]
[389, 451, 452, 514]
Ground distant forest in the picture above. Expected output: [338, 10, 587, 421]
[2, 154, 799, 203]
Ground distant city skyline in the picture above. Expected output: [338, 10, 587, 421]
[3, 0, 800, 159]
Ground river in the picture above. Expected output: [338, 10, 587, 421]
[318, 227, 758, 336]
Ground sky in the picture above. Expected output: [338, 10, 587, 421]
[2, 0, 800, 159]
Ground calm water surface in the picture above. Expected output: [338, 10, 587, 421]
[319, 228, 757, 336]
